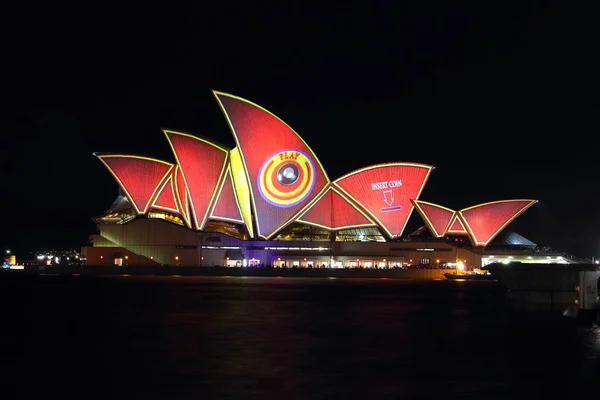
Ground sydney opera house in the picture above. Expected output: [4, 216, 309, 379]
[83, 91, 564, 268]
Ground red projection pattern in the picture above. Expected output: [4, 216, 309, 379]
[459, 200, 537, 246]
[165, 130, 229, 231]
[446, 214, 468, 234]
[152, 174, 179, 213]
[173, 165, 192, 228]
[331, 189, 374, 229]
[411, 200, 454, 238]
[96, 155, 173, 214]
[298, 190, 332, 228]
[298, 187, 374, 230]
[211, 169, 244, 223]
[334, 163, 433, 237]
[214, 92, 329, 239]
[94, 92, 538, 245]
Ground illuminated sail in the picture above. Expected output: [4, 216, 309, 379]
[214, 91, 330, 238]
[411, 200, 455, 238]
[334, 163, 434, 238]
[164, 130, 229, 230]
[459, 199, 538, 246]
[95, 154, 173, 215]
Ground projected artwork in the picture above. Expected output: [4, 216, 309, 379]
[334, 163, 433, 238]
[211, 167, 244, 224]
[411, 200, 455, 238]
[446, 214, 468, 235]
[95, 91, 537, 247]
[164, 130, 229, 231]
[214, 91, 329, 239]
[173, 165, 192, 228]
[459, 200, 537, 246]
[152, 174, 179, 214]
[95, 154, 173, 215]
[297, 186, 375, 230]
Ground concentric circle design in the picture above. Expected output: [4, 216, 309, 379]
[257, 149, 316, 207]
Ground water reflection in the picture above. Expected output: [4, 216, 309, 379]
[1, 275, 599, 399]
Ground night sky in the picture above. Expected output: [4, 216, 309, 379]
[2, 3, 599, 258]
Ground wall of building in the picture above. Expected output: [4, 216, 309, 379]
[85, 246, 161, 266]
[92, 219, 485, 268]
[99, 219, 203, 266]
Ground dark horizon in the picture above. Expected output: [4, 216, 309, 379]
[2, 3, 599, 258]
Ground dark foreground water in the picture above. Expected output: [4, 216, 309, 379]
[1, 273, 599, 399]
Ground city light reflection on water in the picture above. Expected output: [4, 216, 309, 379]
[1, 275, 599, 399]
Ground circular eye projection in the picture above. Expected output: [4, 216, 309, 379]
[277, 163, 299, 186]
[257, 149, 316, 208]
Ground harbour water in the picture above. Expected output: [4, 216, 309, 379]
[1, 273, 599, 399]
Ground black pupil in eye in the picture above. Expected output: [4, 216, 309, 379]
[277, 163, 299, 185]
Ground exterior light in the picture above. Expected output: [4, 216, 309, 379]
[436, 259, 440, 263]
[278, 257, 281, 261]
[150, 256, 154, 260]
[100, 255, 104, 259]
[175, 256, 179, 260]
[125, 256, 128, 259]
[383, 259, 386, 262]
[6, 250, 10, 254]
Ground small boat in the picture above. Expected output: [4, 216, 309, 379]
[444, 272, 497, 281]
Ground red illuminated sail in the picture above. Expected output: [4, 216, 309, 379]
[95, 154, 173, 214]
[152, 174, 179, 213]
[459, 199, 537, 246]
[164, 130, 229, 230]
[173, 165, 192, 228]
[298, 187, 374, 230]
[211, 168, 244, 224]
[334, 163, 434, 238]
[446, 214, 468, 234]
[214, 91, 330, 239]
[331, 188, 375, 229]
[411, 200, 455, 238]
[297, 189, 332, 229]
